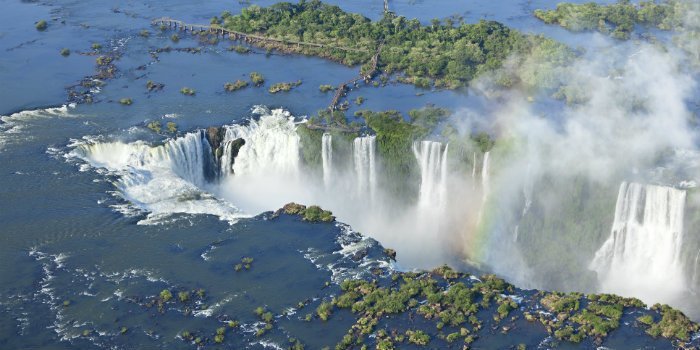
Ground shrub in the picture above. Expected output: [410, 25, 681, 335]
[166, 121, 177, 133]
[249, 71, 265, 86]
[91, 43, 102, 50]
[180, 87, 195, 96]
[119, 98, 132, 105]
[60, 48, 70, 56]
[319, 84, 334, 93]
[96, 56, 112, 66]
[268, 80, 301, 94]
[316, 301, 333, 321]
[406, 330, 430, 345]
[224, 80, 249, 92]
[35, 20, 47, 31]
[139, 30, 150, 37]
[147, 121, 161, 133]
[171, 34, 179, 42]
[302, 205, 334, 222]
[178, 291, 189, 302]
[228, 45, 251, 54]
[160, 289, 172, 302]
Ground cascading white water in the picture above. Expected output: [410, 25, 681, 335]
[413, 141, 449, 209]
[322, 133, 333, 188]
[475, 151, 490, 227]
[165, 131, 211, 187]
[481, 151, 490, 202]
[692, 249, 700, 293]
[472, 152, 477, 180]
[69, 130, 241, 223]
[353, 136, 377, 198]
[221, 111, 300, 178]
[590, 182, 687, 303]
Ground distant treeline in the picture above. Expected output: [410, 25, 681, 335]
[535, 0, 688, 39]
[215, 0, 572, 89]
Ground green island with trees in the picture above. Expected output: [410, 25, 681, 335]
[213, 0, 573, 90]
[534, 0, 689, 39]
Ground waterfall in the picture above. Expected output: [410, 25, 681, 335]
[69, 130, 240, 223]
[481, 151, 490, 202]
[475, 151, 490, 227]
[353, 135, 377, 198]
[692, 249, 700, 292]
[590, 182, 687, 300]
[221, 112, 300, 178]
[165, 131, 213, 187]
[322, 133, 333, 188]
[413, 141, 449, 209]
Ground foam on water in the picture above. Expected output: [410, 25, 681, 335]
[67, 133, 246, 225]
[0, 104, 75, 150]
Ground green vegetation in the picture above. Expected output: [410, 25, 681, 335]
[178, 291, 190, 302]
[139, 29, 150, 37]
[96, 55, 113, 66]
[330, 272, 512, 348]
[160, 289, 173, 302]
[171, 34, 180, 42]
[217, 1, 572, 88]
[406, 330, 430, 345]
[119, 98, 132, 105]
[147, 121, 162, 133]
[91, 43, 102, 50]
[354, 96, 365, 105]
[533, 292, 649, 343]
[228, 44, 251, 53]
[146, 80, 164, 92]
[234, 256, 254, 271]
[317, 301, 333, 321]
[534, 0, 680, 39]
[302, 205, 334, 222]
[643, 304, 699, 341]
[214, 327, 225, 343]
[268, 80, 302, 93]
[277, 203, 335, 222]
[638, 314, 654, 325]
[224, 79, 249, 92]
[355, 107, 450, 197]
[319, 84, 334, 93]
[35, 20, 47, 31]
[180, 87, 195, 95]
[249, 71, 265, 86]
[60, 48, 70, 56]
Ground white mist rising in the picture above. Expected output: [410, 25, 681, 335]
[70, 1, 700, 317]
[451, 22, 700, 310]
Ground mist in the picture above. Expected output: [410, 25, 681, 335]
[449, 10, 700, 312]
[68, 0, 700, 318]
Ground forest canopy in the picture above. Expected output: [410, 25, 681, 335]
[217, 0, 573, 89]
[534, 0, 684, 39]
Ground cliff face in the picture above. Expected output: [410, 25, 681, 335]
[205, 126, 245, 178]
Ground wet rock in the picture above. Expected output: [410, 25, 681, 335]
[351, 249, 368, 261]
[384, 248, 396, 261]
[205, 126, 225, 153]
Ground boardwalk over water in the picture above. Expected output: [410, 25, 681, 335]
[153, 15, 385, 118]
[328, 42, 383, 111]
[152, 18, 369, 53]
